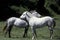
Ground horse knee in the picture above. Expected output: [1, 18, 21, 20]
[48, 27, 53, 30]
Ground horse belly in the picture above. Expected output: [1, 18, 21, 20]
[35, 22, 47, 28]
[14, 21, 28, 28]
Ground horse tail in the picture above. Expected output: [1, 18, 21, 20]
[3, 22, 7, 32]
[53, 20, 56, 29]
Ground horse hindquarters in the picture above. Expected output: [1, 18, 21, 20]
[3, 21, 13, 38]
[47, 20, 54, 39]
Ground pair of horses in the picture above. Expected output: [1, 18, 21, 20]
[3, 10, 56, 40]
[3, 10, 41, 38]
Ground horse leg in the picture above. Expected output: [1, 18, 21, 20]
[48, 26, 53, 39]
[4, 30, 8, 37]
[3, 23, 7, 37]
[49, 20, 56, 39]
[23, 26, 29, 38]
[5, 25, 13, 38]
[31, 28, 37, 40]
[50, 29, 53, 39]
[3, 23, 7, 32]
[4, 26, 9, 37]
[8, 25, 13, 38]
[48, 21, 54, 39]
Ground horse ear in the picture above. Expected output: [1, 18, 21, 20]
[26, 12, 27, 15]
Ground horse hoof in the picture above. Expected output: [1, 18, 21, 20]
[23, 36, 26, 38]
[9, 36, 11, 38]
[50, 37, 52, 39]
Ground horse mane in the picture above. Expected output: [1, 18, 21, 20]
[26, 11, 32, 18]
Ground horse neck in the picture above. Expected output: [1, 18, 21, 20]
[26, 11, 39, 22]
[25, 14, 31, 22]
[25, 12, 32, 21]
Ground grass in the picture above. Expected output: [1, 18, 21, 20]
[0, 15, 60, 40]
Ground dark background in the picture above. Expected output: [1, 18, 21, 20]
[0, 0, 60, 21]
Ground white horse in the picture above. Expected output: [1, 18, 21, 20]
[3, 10, 41, 38]
[29, 10, 41, 18]
[20, 12, 56, 40]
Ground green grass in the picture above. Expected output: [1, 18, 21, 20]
[0, 15, 60, 40]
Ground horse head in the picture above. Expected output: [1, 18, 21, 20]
[30, 10, 41, 18]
